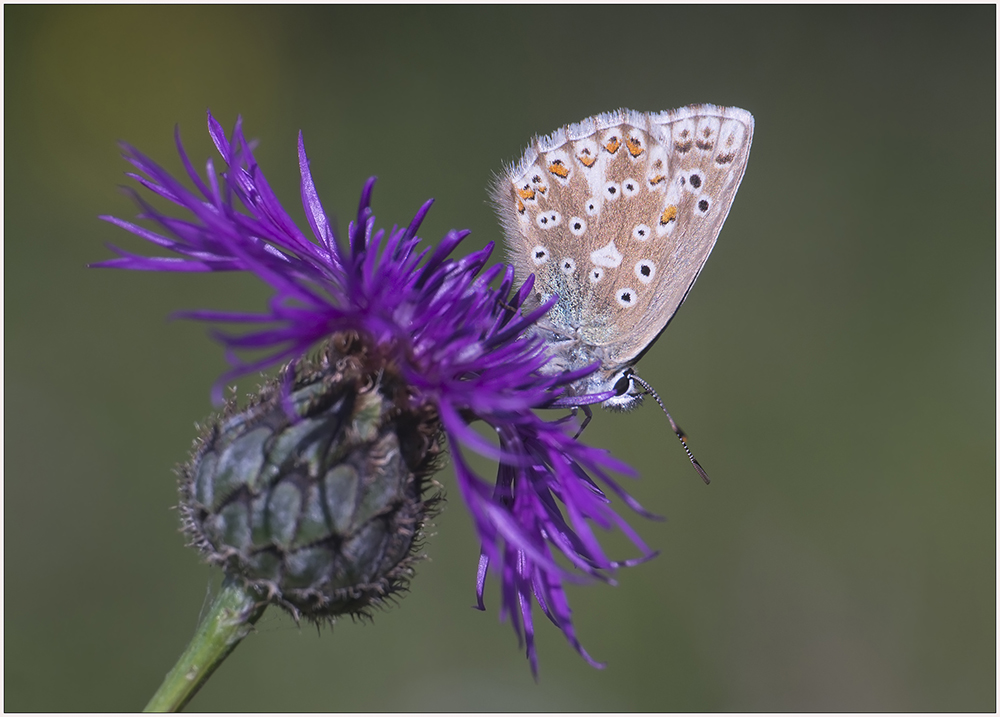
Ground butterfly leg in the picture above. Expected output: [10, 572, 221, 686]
[572, 404, 593, 439]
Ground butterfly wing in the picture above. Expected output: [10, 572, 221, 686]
[493, 105, 753, 370]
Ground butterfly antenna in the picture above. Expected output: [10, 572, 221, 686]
[631, 374, 711, 485]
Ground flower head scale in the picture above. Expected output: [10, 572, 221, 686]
[97, 111, 659, 676]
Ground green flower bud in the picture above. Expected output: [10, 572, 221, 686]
[178, 332, 443, 622]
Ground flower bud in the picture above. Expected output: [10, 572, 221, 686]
[178, 332, 442, 621]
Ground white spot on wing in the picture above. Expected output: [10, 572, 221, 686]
[646, 145, 670, 191]
[635, 259, 656, 284]
[632, 224, 651, 241]
[695, 116, 721, 154]
[681, 169, 705, 194]
[672, 118, 696, 153]
[616, 288, 637, 308]
[590, 241, 623, 268]
[536, 211, 562, 229]
[716, 118, 747, 165]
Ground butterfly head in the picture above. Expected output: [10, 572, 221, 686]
[600, 367, 645, 412]
[561, 360, 645, 412]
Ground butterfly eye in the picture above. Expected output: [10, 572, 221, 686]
[613, 374, 632, 396]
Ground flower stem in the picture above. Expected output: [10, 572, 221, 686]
[144, 576, 267, 712]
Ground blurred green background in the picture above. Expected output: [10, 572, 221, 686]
[5, 6, 994, 712]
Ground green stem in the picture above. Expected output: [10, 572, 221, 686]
[144, 576, 268, 712]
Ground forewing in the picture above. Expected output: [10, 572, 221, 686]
[492, 105, 753, 366]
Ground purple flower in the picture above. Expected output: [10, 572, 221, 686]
[96, 112, 659, 676]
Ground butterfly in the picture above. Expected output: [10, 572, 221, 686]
[492, 105, 754, 480]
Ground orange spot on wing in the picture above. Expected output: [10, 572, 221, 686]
[648, 174, 666, 186]
[577, 149, 597, 167]
[604, 136, 621, 154]
[548, 160, 570, 178]
[516, 198, 525, 214]
[659, 205, 678, 225]
[625, 137, 644, 157]
[517, 186, 536, 200]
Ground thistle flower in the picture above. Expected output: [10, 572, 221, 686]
[97, 112, 658, 679]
